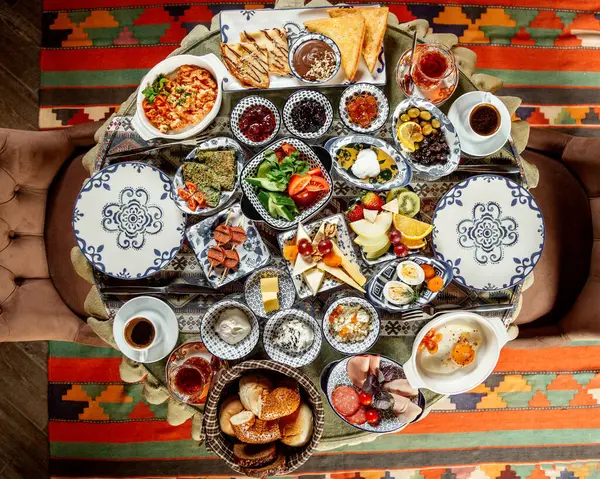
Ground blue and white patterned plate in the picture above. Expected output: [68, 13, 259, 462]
[325, 135, 412, 192]
[277, 213, 363, 299]
[366, 255, 453, 312]
[283, 90, 333, 140]
[322, 296, 380, 355]
[339, 83, 389, 134]
[186, 203, 271, 289]
[172, 137, 245, 216]
[200, 299, 260, 360]
[263, 308, 322, 367]
[230, 96, 281, 147]
[243, 267, 296, 319]
[288, 33, 341, 85]
[431, 175, 545, 291]
[73, 162, 185, 279]
[391, 98, 460, 181]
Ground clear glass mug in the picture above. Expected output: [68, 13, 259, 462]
[395, 43, 459, 106]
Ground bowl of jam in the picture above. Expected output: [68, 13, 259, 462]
[339, 83, 390, 134]
[230, 96, 281, 147]
[283, 90, 333, 140]
[289, 33, 341, 84]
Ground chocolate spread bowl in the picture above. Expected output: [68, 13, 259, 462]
[288, 33, 341, 85]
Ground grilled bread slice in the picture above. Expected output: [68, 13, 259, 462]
[240, 28, 290, 75]
[328, 7, 389, 73]
[220, 42, 270, 89]
[304, 14, 365, 81]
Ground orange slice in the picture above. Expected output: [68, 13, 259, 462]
[393, 214, 434, 241]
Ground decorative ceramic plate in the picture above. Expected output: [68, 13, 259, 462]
[283, 90, 333, 140]
[219, 5, 386, 91]
[339, 83, 389, 134]
[200, 300, 260, 360]
[325, 355, 425, 433]
[165, 342, 226, 405]
[391, 98, 460, 181]
[277, 213, 362, 298]
[241, 137, 334, 230]
[73, 162, 185, 279]
[447, 91, 512, 158]
[325, 135, 411, 192]
[288, 33, 341, 84]
[263, 309, 323, 367]
[243, 267, 296, 319]
[322, 296, 380, 355]
[113, 296, 179, 363]
[230, 96, 281, 147]
[431, 175, 545, 291]
[172, 137, 245, 216]
[366, 255, 453, 312]
[186, 203, 271, 288]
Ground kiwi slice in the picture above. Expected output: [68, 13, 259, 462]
[397, 191, 420, 218]
[385, 187, 409, 203]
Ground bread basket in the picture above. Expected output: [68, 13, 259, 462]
[202, 360, 325, 476]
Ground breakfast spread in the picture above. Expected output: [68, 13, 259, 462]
[218, 373, 313, 476]
[328, 303, 373, 343]
[418, 323, 483, 374]
[142, 65, 218, 133]
[215, 308, 252, 344]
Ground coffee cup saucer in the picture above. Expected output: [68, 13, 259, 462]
[448, 91, 511, 158]
[113, 296, 179, 364]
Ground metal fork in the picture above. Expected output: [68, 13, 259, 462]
[399, 303, 515, 322]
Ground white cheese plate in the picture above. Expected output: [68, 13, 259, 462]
[219, 5, 387, 92]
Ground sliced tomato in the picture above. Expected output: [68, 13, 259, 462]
[308, 168, 323, 177]
[306, 175, 330, 193]
[192, 192, 206, 208]
[178, 187, 192, 201]
[185, 181, 198, 194]
[186, 198, 198, 211]
[288, 174, 311, 196]
[280, 143, 297, 156]
[291, 189, 318, 208]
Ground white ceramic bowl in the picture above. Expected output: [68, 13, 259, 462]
[403, 312, 510, 395]
[133, 53, 226, 140]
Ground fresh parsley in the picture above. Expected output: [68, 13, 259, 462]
[142, 74, 169, 104]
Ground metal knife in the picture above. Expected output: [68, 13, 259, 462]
[100, 284, 224, 296]
[456, 164, 520, 174]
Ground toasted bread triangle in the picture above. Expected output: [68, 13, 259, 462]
[327, 7, 388, 73]
[304, 14, 365, 82]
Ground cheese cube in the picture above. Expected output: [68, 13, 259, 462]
[262, 291, 280, 312]
[260, 277, 279, 294]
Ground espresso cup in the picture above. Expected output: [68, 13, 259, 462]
[466, 94, 502, 139]
[123, 315, 159, 361]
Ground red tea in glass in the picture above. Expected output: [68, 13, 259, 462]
[169, 356, 212, 403]
[396, 44, 458, 105]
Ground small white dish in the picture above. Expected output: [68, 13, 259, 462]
[113, 296, 179, 363]
[263, 309, 322, 367]
[403, 312, 510, 395]
[448, 91, 511, 158]
[339, 83, 389, 134]
[132, 53, 226, 141]
[243, 267, 296, 319]
[200, 299, 259, 360]
[283, 90, 333, 140]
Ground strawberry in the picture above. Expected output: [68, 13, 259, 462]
[361, 191, 385, 211]
[346, 204, 364, 222]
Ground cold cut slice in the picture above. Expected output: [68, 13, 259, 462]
[345, 405, 367, 425]
[347, 355, 370, 389]
[331, 385, 360, 416]
[390, 393, 422, 423]
[368, 355, 381, 376]
[383, 379, 418, 398]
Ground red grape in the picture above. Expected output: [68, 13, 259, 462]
[394, 243, 409, 257]
[298, 238, 313, 256]
[365, 408, 380, 425]
[359, 391, 373, 406]
[389, 229, 403, 246]
[318, 239, 333, 255]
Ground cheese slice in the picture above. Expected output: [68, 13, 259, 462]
[382, 198, 399, 214]
[330, 243, 367, 286]
[293, 223, 316, 275]
[262, 291, 280, 312]
[260, 277, 279, 294]
[363, 209, 378, 223]
[317, 262, 366, 293]
[303, 269, 325, 296]
[311, 223, 326, 248]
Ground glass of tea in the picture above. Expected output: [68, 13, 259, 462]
[396, 44, 458, 105]
[168, 356, 212, 404]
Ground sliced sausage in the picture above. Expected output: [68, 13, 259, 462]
[207, 246, 225, 267]
[214, 224, 232, 245]
[223, 249, 240, 269]
[345, 405, 367, 425]
[229, 226, 247, 245]
[331, 385, 359, 416]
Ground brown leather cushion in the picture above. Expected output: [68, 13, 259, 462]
[45, 153, 93, 318]
[517, 149, 592, 326]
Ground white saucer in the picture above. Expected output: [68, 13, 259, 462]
[448, 92, 511, 158]
[113, 296, 179, 363]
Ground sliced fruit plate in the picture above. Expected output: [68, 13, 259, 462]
[346, 188, 434, 265]
[366, 255, 453, 312]
[277, 213, 367, 299]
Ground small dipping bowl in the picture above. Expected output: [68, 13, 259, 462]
[289, 33, 341, 84]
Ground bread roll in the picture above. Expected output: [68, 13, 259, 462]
[231, 411, 281, 444]
[239, 374, 273, 416]
[258, 386, 301, 421]
[233, 442, 277, 468]
[219, 396, 245, 436]
[243, 452, 286, 477]
[279, 402, 313, 447]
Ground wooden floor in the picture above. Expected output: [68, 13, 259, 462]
[0, 0, 49, 477]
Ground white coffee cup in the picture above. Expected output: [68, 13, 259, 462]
[466, 93, 502, 139]
[123, 315, 160, 362]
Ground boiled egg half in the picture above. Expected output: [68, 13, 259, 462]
[396, 260, 425, 286]
[383, 281, 415, 305]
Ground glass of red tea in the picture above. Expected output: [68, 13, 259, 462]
[396, 44, 458, 105]
[168, 356, 213, 404]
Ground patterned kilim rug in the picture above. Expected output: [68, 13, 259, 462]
[49, 342, 600, 477]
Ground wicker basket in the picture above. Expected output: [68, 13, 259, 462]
[202, 360, 325, 476]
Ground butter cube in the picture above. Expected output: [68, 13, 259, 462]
[260, 277, 279, 294]
[262, 291, 280, 313]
